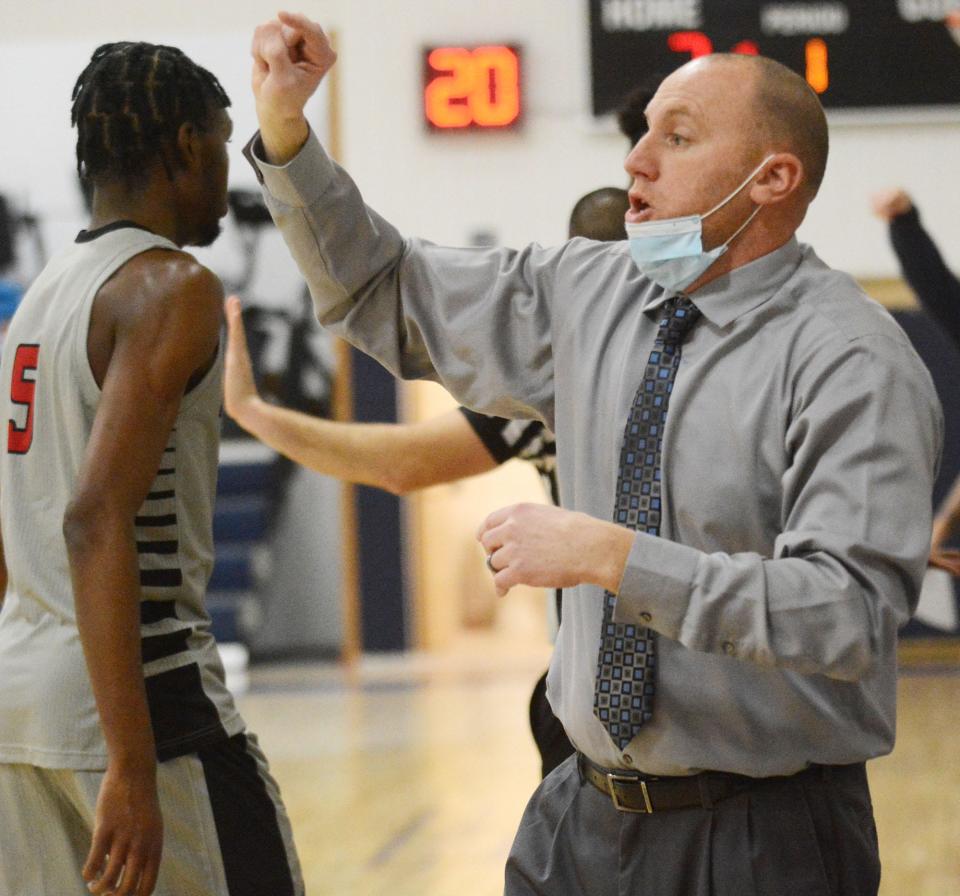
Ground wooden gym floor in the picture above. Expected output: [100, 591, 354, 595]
[237, 634, 960, 896]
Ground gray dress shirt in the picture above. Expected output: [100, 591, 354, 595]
[248, 131, 943, 776]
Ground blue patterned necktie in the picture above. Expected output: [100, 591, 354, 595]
[593, 296, 702, 750]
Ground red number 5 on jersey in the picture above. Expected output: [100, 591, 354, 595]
[8, 343, 40, 455]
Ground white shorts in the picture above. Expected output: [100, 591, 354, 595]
[0, 731, 303, 896]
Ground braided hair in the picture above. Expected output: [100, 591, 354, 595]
[71, 41, 230, 184]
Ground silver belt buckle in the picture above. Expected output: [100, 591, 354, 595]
[606, 772, 653, 813]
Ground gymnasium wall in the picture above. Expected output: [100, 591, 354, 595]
[2, 0, 959, 278]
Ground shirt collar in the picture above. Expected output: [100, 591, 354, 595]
[641, 237, 803, 329]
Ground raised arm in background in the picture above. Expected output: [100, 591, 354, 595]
[872, 188, 960, 346]
[872, 189, 960, 576]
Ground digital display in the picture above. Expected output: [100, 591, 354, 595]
[589, 1, 960, 114]
[423, 45, 522, 130]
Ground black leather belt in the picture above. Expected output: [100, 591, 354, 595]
[578, 752, 832, 814]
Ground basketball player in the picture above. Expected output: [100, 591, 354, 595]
[0, 43, 302, 896]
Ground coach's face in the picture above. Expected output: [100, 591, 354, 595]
[624, 58, 764, 252]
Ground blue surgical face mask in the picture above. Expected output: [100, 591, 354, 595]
[625, 155, 774, 293]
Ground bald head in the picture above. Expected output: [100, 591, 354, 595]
[700, 54, 829, 199]
[569, 187, 630, 241]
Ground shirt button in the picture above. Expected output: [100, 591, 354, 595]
[722, 641, 736, 655]
[623, 754, 634, 766]
[640, 612, 652, 623]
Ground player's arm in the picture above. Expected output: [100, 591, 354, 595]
[63, 253, 222, 896]
[224, 296, 497, 494]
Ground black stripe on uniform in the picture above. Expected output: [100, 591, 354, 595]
[141, 628, 191, 664]
[140, 600, 178, 624]
[199, 734, 297, 896]
[140, 568, 183, 588]
[457, 407, 517, 464]
[135, 513, 178, 527]
[137, 540, 178, 555]
[146, 489, 176, 501]
[145, 663, 227, 761]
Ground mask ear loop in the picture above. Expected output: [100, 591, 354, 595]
[701, 154, 776, 221]
[719, 203, 763, 250]
[703, 154, 775, 251]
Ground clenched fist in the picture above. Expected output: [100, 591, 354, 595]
[251, 11, 337, 163]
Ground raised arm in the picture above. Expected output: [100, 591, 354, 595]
[872, 189, 960, 347]
[248, 13, 565, 424]
[224, 297, 498, 493]
[62, 252, 222, 896]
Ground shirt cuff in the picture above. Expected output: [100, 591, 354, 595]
[243, 127, 337, 209]
[611, 532, 700, 639]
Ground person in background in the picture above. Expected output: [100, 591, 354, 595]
[872, 188, 960, 576]
[568, 186, 632, 243]
[0, 42, 302, 896]
[223, 186, 630, 779]
[616, 74, 665, 147]
[246, 14, 941, 893]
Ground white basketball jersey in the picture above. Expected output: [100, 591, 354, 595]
[0, 223, 243, 769]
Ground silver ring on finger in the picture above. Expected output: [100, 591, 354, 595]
[485, 553, 498, 574]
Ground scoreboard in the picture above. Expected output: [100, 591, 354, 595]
[589, 0, 960, 114]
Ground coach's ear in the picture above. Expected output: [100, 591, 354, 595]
[749, 152, 804, 207]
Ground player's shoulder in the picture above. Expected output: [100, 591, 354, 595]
[105, 248, 223, 335]
[119, 248, 223, 307]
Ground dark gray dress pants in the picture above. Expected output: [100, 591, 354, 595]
[505, 754, 880, 896]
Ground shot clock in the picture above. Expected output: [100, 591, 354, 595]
[589, 0, 960, 114]
[423, 45, 522, 130]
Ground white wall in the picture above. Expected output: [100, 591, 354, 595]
[2, 0, 959, 283]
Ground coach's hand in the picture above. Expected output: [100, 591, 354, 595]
[83, 763, 163, 896]
[477, 503, 633, 598]
[251, 10, 337, 164]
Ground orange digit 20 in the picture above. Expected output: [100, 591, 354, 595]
[424, 46, 521, 129]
